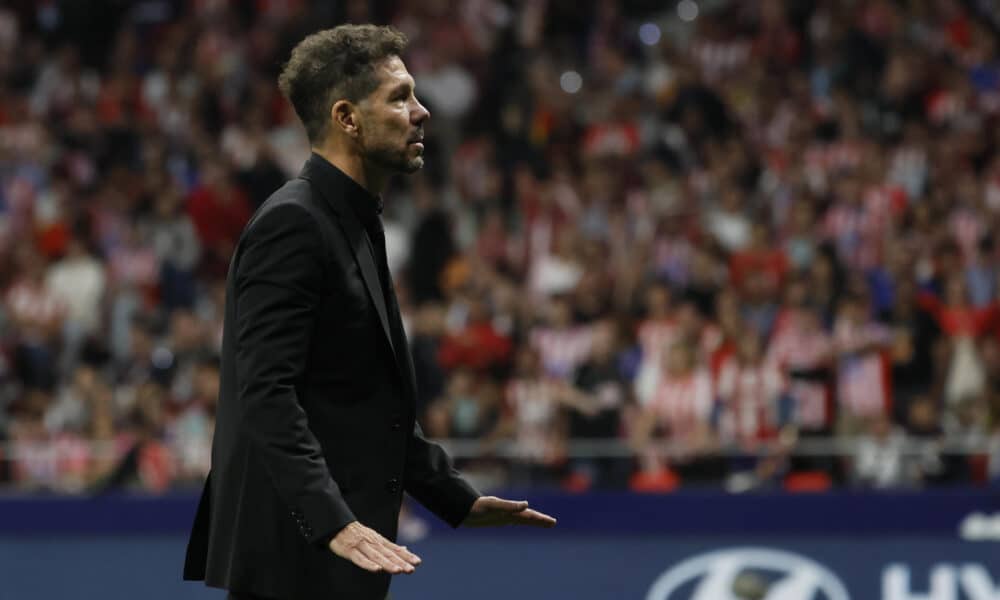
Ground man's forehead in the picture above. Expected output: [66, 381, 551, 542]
[375, 55, 414, 88]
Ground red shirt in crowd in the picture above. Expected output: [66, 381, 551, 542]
[438, 322, 512, 373]
[729, 247, 788, 293]
[186, 183, 253, 251]
[918, 292, 999, 337]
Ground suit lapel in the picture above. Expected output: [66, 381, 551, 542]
[345, 211, 419, 404]
[297, 161, 396, 359]
[298, 154, 417, 402]
[332, 201, 396, 358]
[381, 269, 419, 401]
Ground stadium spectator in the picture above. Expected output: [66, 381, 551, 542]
[5, 244, 65, 390]
[716, 330, 782, 448]
[45, 235, 106, 368]
[426, 368, 501, 441]
[631, 339, 718, 484]
[768, 306, 834, 433]
[437, 295, 512, 374]
[832, 293, 894, 431]
[564, 319, 629, 489]
[489, 346, 568, 486]
[185, 159, 253, 278]
[141, 185, 201, 311]
[530, 295, 594, 381]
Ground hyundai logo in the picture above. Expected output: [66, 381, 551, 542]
[647, 547, 850, 600]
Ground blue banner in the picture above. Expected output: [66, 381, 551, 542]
[392, 534, 1000, 600]
[1, 491, 999, 600]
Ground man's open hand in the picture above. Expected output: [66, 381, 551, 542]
[461, 496, 557, 528]
[328, 521, 422, 574]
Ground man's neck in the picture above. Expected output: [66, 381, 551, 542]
[313, 145, 388, 197]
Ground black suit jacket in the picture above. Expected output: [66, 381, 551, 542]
[183, 153, 479, 600]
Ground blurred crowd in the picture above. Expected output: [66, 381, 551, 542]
[2, 0, 1000, 494]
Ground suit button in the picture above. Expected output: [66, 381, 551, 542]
[386, 478, 400, 493]
[391, 420, 402, 431]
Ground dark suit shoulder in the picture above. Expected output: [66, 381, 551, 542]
[234, 187, 331, 286]
[242, 179, 318, 242]
[264, 177, 313, 206]
[245, 179, 316, 232]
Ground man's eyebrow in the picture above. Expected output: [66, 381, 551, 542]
[390, 80, 415, 95]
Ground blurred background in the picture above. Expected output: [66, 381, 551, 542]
[0, 0, 998, 599]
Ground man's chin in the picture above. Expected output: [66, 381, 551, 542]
[403, 157, 424, 173]
[369, 152, 424, 175]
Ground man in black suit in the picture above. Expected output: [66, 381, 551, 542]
[183, 24, 556, 600]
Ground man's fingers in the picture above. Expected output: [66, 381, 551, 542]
[356, 541, 388, 570]
[512, 508, 557, 528]
[362, 540, 414, 574]
[330, 522, 417, 573]
[378, 537, 421, 566]
[349, 548, 383, 573]
[376, 546, 415, 574]
[489, 497, 530, 512]
[400, 545, 422, 565]
[366, 528, 421, 566]
[381, 539, 422, 565]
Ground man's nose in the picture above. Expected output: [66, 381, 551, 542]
[412, 98, 430, 124]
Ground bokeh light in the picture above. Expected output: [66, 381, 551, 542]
[677, 0, 699, 22]
[560, 70, 583, 94]
[639, 22, 661, 46]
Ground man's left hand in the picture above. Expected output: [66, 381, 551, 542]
[461, 496, 557, 528]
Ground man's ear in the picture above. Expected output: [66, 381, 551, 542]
[331, 99, 359, 138]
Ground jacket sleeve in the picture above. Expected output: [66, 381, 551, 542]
[234, 203, 356, 545]
[403, 421, 481, 528]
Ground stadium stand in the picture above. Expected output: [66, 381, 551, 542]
[1, 0, 1000, 497]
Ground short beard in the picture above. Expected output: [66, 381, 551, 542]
[360, 133, 423, 174]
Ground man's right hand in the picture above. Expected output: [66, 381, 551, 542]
[328, 521, 422, 574]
